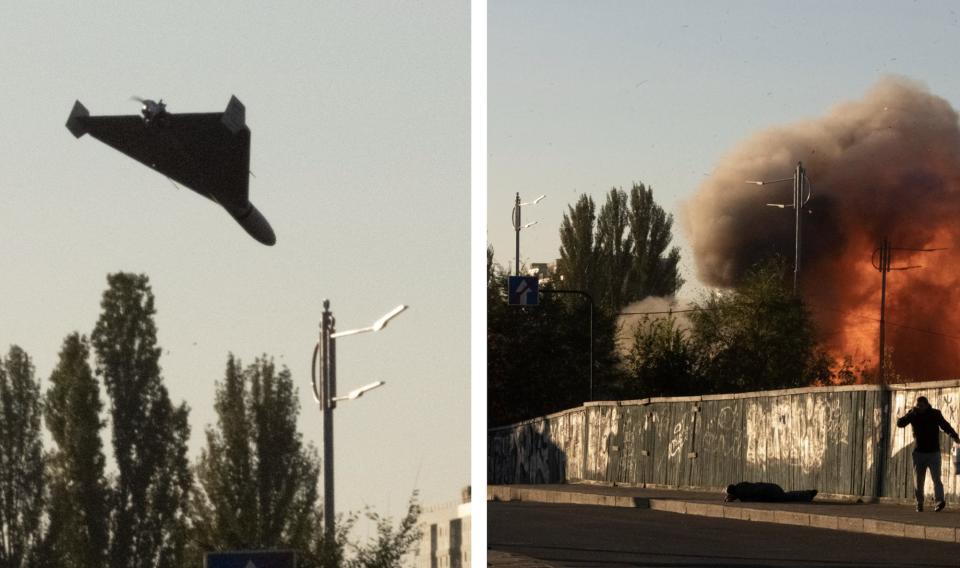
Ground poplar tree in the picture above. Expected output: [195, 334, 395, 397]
[190, 356, 320, 556]
[44, 333, 109, 567]
[627, 182, 683, 300]
[91, 273, 192, 568]
[0, 346, 45, 567]
[595, 187, 633, 312]
[557, 184, 683, 312]
[556, 194, 598, 296]
[190, 356, 423, 568]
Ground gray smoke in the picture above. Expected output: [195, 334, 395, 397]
[616, 297, 692, 359]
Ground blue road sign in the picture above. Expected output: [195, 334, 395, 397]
[507, 276, 539, 306]
[206, 550, 296, 568]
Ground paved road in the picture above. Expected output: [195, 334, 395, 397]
[489, 501, 960, 568]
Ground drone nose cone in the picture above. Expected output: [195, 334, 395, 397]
[233, 202, 276, 246]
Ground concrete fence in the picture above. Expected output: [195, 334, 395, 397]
[488, 380, 960, 503]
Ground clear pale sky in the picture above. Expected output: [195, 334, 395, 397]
[0, 1, 468, 539]
[489, 1, 960, 298]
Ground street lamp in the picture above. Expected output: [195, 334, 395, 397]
[329, 304, 408, 338]
[311, 300, 408, 542]
[512, 193, 545, 275]
[331, 380, 386, 402]
[746, 161, 812, 293]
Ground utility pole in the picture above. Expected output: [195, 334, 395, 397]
[511, 193, 545, 276]
[792, 162, 805, 293]
[871, 240, 943, 384]
[318, 301, 336, 542]
[877, 238, 890, 385]
[870, 240, 941, 499]
[513, 193, 521, 276]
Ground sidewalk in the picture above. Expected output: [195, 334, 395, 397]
[487, 484, 960, 545]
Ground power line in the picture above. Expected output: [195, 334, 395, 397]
[618, 299, 960, 344]
[805, 303, 960, 343]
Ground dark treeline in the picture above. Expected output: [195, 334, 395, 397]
[1, 273, 419, 568]
[489, 182, 841, 427]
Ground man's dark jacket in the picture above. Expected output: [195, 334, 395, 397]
[896, 408, 958, 453]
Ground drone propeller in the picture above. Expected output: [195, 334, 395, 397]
[130, 96, 147, 104]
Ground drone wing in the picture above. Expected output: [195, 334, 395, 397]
[66, 97, 250, 211]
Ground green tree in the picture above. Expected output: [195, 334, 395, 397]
[190, 355, 320, 559]
[190, 355, 422, 568]
[626, 182, 683, 300]
[91, 273, 192, 568]
[0, 346, 45, 567]
[557, 184, 683, 312]
[595, 188, 633, 312]
[688, 258, 829, 393]
[622, 314, 699, 398]
[488, 248, 623, 425]
[346, 494, 421, 568]
[556, 194, 598, 296]
[44, 334, 109, 567]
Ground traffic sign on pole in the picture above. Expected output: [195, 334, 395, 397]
[507, 276, 539, 306]
[205, 550, 296, 568]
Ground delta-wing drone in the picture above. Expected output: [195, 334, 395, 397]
[65, 96, 276, 245]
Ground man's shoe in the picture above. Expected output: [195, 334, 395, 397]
[935, 501, 946, 512]
[916, 503, 924, 512]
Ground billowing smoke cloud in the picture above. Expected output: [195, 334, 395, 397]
[683, 77, 960, 381]
[616, 297, 692, 359]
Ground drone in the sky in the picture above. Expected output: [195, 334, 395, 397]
[65, 95, 276, 246]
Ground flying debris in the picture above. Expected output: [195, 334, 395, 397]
[65, 95, 276, 245]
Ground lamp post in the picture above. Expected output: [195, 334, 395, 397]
[746, 161, 811, 293]
[512, 193, 545, 275]
[311, 300, 408, 542]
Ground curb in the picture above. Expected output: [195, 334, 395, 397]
[487, 485, 650, 508]
[487, 486, 960, 544]
[487, 550, 556, 568]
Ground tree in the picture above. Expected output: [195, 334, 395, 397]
[346, 494, 421, 568]
[190, 355, 422, 568]
[44, 333, 109, 568]
[91, 273, 192, 568]
[0, 346, 45, 567]
[557, 184, 683, 312]
[626, 182, 683, 300]
[190, 355, 320, 559]
[622, 314, 699, 398]
[488, 247, 624, 425]
[595, 188, 633, 312]
[688, 258, 829, 393]
[555, 194, 598, 296]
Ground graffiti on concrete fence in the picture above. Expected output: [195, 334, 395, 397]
[487, 408, 586, 485]
[745, 395, 850, 475]
[700, 405, 742, 459]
